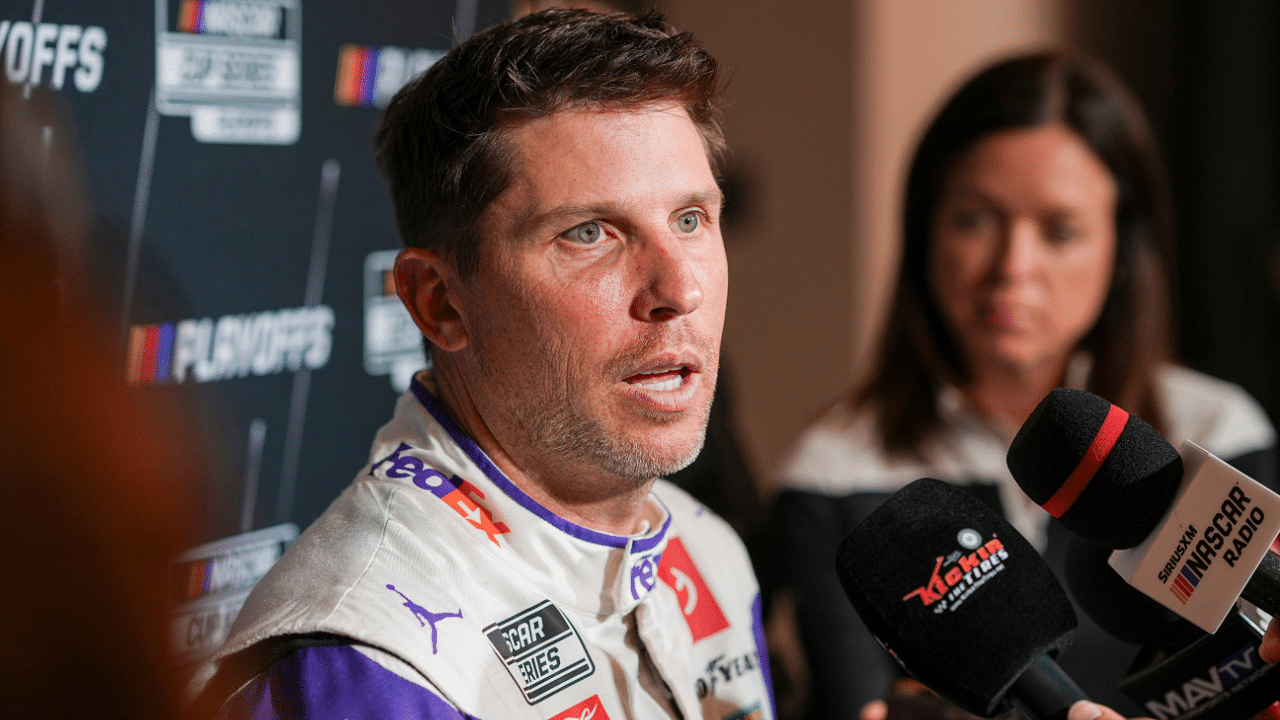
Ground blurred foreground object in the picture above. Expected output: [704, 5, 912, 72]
[0, 84, 202, 718]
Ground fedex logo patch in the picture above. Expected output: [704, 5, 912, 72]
[370, 443, 510, 546]
[549, 694, 612, 720]
[658, 537, 729, 641]
[629, 551, 661, 601]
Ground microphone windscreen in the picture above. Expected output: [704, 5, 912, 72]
[1007, 388, 1183, 549]
[836, 478, 1077, 718]
[1061, 535, 1204, 648]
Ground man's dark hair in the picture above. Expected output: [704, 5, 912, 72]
[859, 50, 1176, 456]
[374, 8, 725, 277]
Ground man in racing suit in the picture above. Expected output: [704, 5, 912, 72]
[193, 9, 775, 719]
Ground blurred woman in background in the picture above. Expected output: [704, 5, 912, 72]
[773, 51, 1278, 718]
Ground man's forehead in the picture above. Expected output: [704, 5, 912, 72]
[491, 105, 719, 226]
[505, 103, 706, 168]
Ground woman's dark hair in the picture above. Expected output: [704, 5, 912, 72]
[859, 50, 1174, 456]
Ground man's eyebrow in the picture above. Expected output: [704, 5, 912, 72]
[516, 203, 615, 235]
[680, 189, 726, 212]
[514, 189, 725, 235]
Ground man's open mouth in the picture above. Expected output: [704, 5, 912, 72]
[624, 366, 690, 392]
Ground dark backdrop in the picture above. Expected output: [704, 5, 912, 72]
[1069, 0, 1280, 431]
[1, 0, 509, 544]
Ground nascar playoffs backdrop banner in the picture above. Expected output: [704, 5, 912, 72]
[2, 0, 507, 664]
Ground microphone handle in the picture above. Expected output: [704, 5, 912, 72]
[1241, 548, 1280, 619]
[1008, 654, 1088, 720]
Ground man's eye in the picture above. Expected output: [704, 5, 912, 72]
[568, 222, 603, 244]
[674, 212, 701, 234]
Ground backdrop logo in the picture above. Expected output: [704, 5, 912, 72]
[168, 523, 297, 664]
[156, 0, 301, 144]
[334, 43, 444, 108]
[127, 305, 334, 385]
[0, 21, 107, 92]
[177, 0, 284, 38]
[170, 529, 292, 604]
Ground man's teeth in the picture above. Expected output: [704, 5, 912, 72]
[632, 369, 685, 391]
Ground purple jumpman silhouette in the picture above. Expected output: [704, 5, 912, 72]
[386, 584, 463, 654]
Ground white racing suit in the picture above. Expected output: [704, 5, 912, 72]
[199, 375, 775, 720]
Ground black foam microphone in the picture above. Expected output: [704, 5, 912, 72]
[1007, 387, 1185, 550]
[1008, 388, 1280, 633]
[1064, 536, 1280, 720]
[836, 478, 1087, 720]
[1062, 535, 1202, 650]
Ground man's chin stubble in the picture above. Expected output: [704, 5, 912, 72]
[534, 405, 711, 489]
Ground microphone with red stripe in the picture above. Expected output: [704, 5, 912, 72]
[1008, 387, 1280, 633]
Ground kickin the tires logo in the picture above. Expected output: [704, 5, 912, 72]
[901, 531, 1009, 614]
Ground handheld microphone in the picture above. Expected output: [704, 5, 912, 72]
[1007, 388, 1280, 633]
[1064, 536, 1280, 720]
[836, 478, 1088, 720]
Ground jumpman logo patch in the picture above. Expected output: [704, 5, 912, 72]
[386, 584, 463, 654]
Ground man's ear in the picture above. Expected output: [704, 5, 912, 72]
[394, 247, 469, 352]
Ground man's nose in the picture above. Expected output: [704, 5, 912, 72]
[631, 234, 705, 322]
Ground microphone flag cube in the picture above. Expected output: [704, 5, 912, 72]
[1108, 441, 1280, 633]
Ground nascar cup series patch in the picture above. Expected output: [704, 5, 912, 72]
[484, 601, 595, 704]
